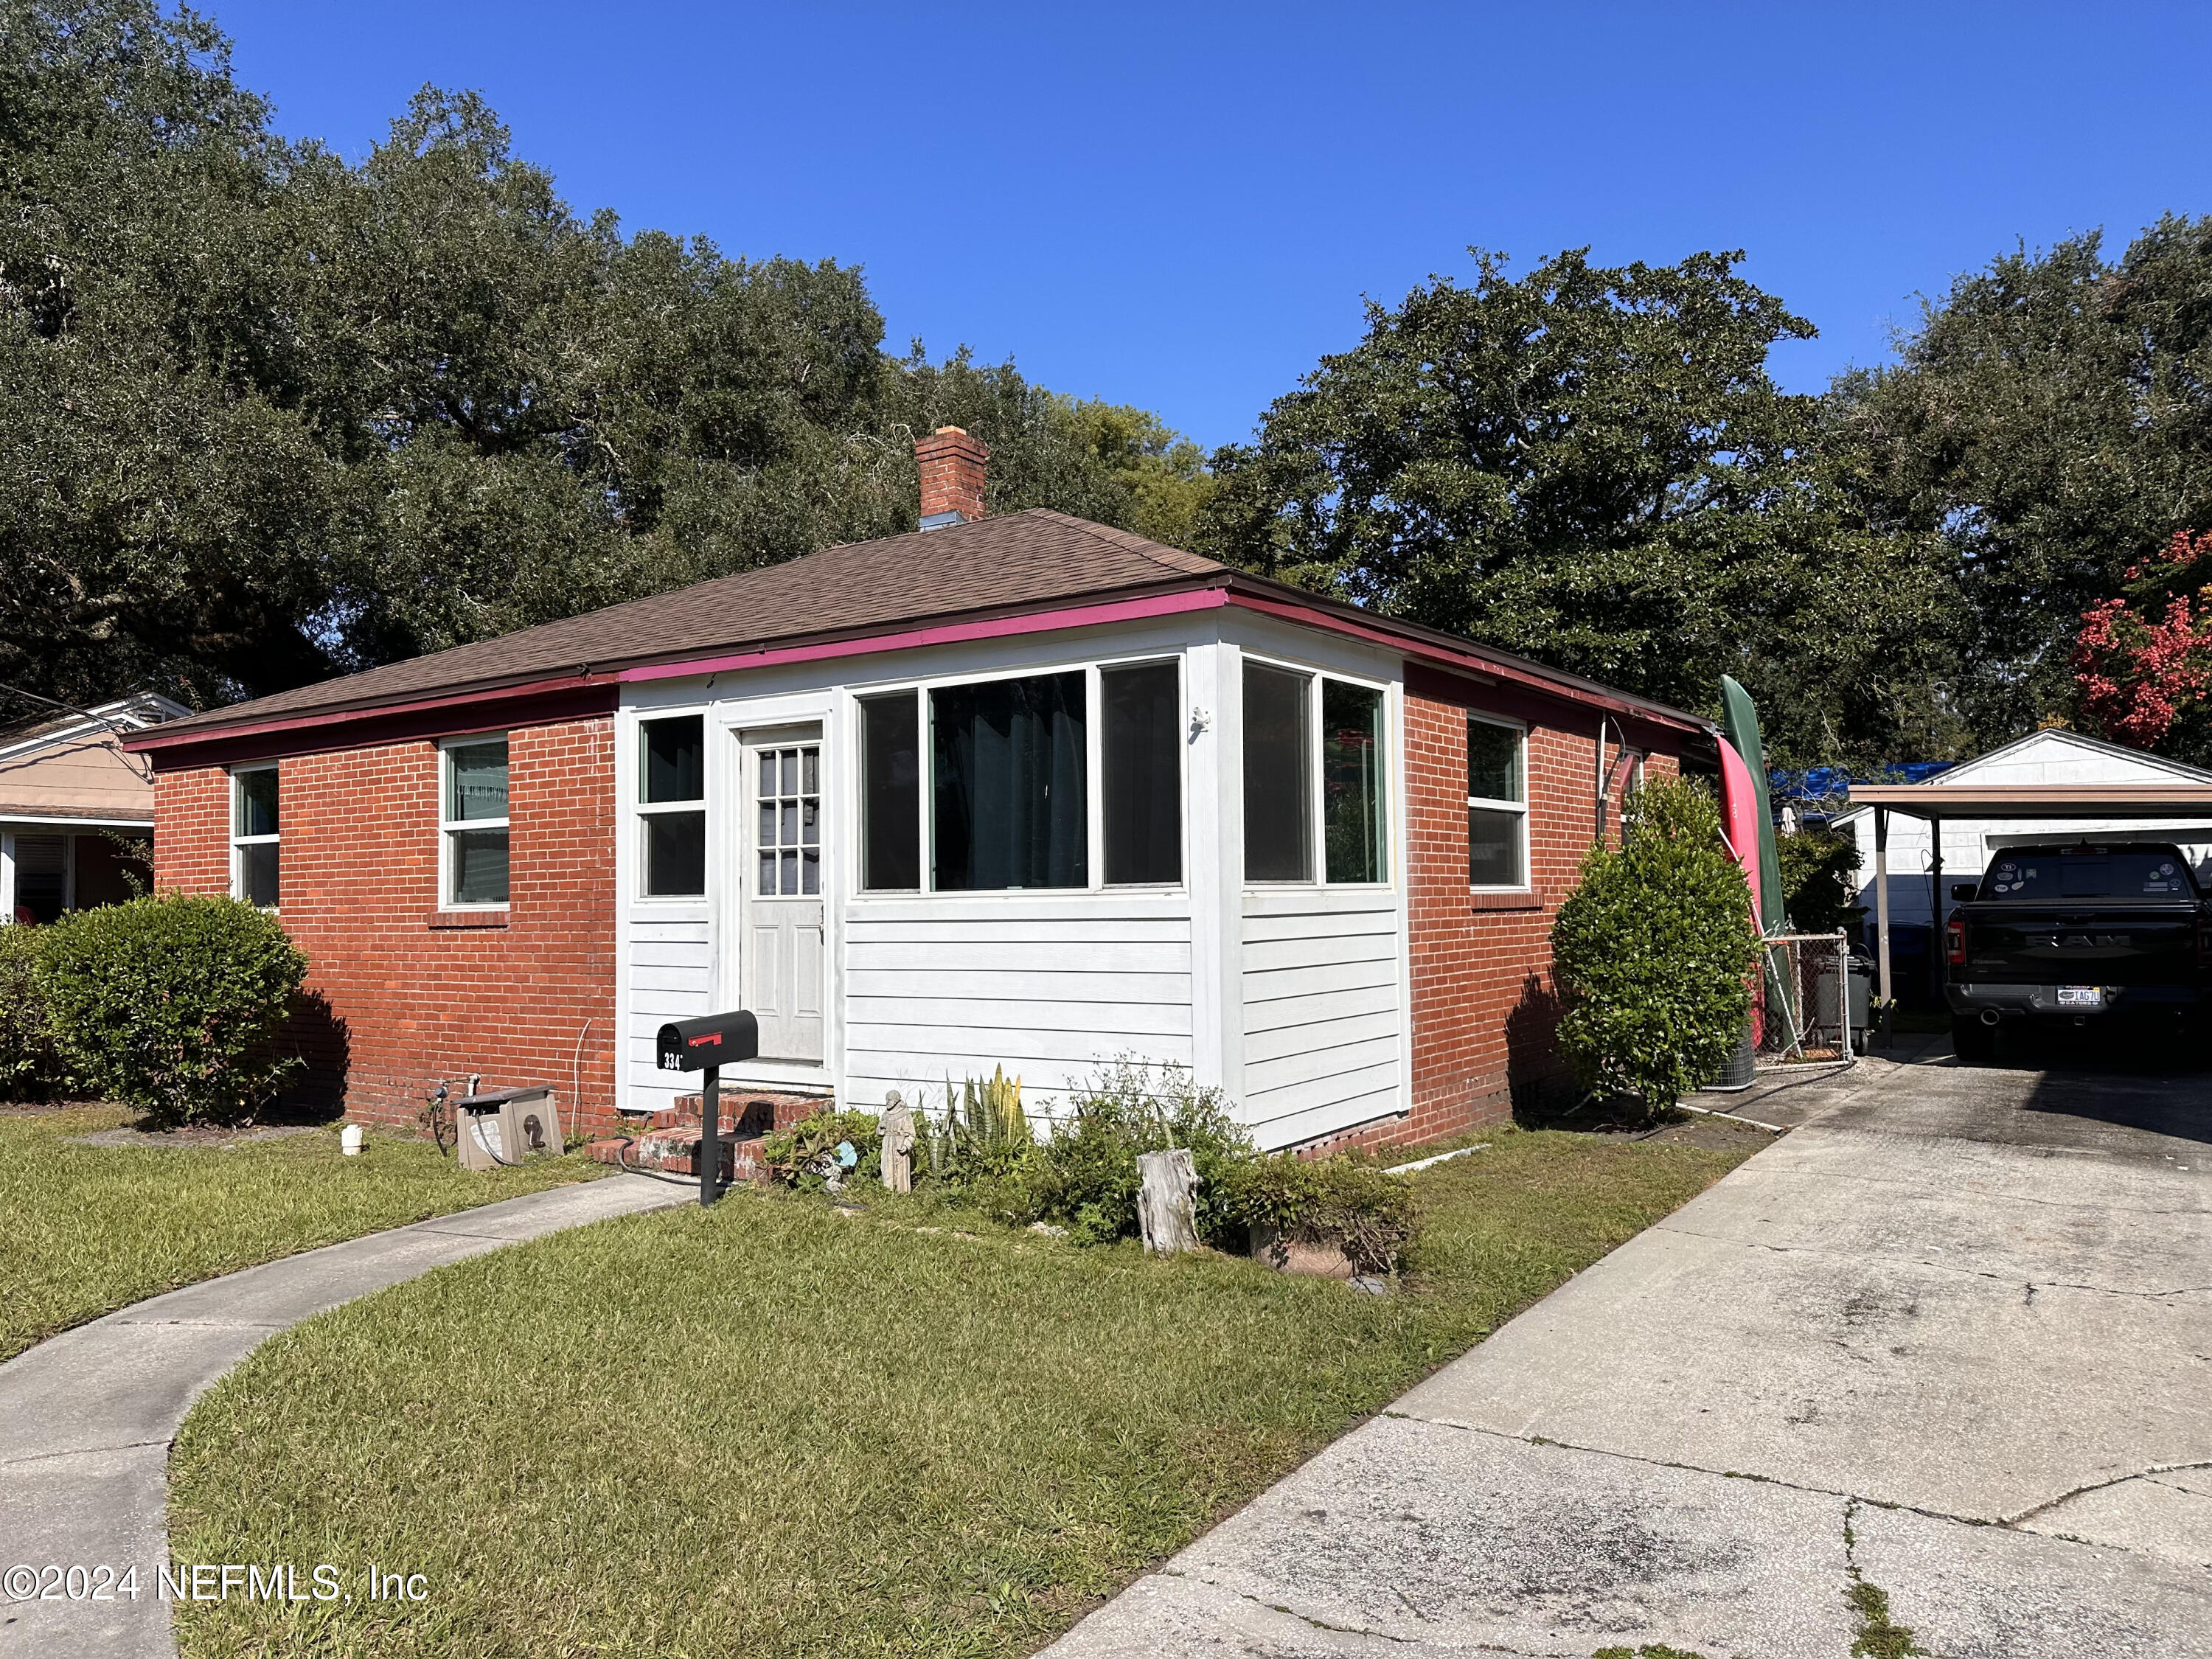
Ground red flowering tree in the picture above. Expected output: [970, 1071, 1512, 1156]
[2073, 531, 2212, 756]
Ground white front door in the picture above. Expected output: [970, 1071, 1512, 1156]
[740, 728, 824, 1062]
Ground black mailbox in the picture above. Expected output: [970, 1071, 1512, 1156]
[655, 1010, 759, 1073]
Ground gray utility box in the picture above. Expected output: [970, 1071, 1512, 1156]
[456, 1085, 563, 1172]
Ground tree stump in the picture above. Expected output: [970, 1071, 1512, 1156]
[881, 1096, 915, 1194]
[1137, 1147, 1202, 1254]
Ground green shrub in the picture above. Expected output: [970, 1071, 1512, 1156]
[1213, 1154, 1416, 1276]
[760, 1108, 883, 1192]
[34, 894, 308, 1127]
[0, 925, 66, 1101]
[1551, 776, 1760, 1115]
[1037, 1060, 1251, 1246]
[1776, 825, 1862, 933]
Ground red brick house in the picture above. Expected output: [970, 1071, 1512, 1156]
[127, 431, 1711, 1149]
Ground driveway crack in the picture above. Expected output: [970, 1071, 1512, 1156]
[2003, 1460, 2212, 1527]
[1652, 1223, 2212, 1299]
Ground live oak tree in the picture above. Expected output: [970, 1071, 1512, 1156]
[0, 0, 1197, 712]
[1829, 217, 2212, 757]
[1192, 248, 1961, 769]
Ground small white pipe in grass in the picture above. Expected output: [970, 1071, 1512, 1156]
[1672, 1102, 1787, 1135]
[341, 1124, 364, 1156]
[1385, 1144, 1489, 1176]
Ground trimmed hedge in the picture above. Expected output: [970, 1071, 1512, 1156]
[1551, 777, 1760, 1114]
[35, 894, 308, 1127]
[0, 925, 66, 1101]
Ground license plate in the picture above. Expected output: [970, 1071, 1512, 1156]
[2056, 986, 2104, 1008]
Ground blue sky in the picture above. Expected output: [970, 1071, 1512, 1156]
[206, 1, 2212, 451]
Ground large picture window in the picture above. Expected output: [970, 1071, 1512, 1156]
[1467, 717, 1528, 888]
[639, 714, 706, 897]
[443, 737, 510, 906]
[931, 672, 1088, 891]
[1102, 661, 1181, 885]
[1242, 662, 1312, 882]
[232, 767, 279, 908]
[859, 692, 920, 891]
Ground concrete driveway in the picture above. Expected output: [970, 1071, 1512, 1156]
[1045, 1038, 2212, 1658]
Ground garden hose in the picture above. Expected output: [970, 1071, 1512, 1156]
[608, 1134, 702, 1189]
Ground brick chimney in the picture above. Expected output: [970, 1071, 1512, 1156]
[915, 426, 988, 529]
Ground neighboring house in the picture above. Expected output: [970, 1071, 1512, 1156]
[1829, 729, 2212, 971]
[0, 694, 186, 924]
[125, 431, 1714, 1150]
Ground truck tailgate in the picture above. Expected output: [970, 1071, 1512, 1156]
[1962, 903, 2199, 984]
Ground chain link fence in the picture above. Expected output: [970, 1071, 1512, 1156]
[1756, 931, 1859, 1065]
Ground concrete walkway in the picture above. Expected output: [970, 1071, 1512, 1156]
[0, 1173, 689, 1659]
[1047, 1042, 2212, 1658]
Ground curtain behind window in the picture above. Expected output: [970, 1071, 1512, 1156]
[931, 673, 1088, 890]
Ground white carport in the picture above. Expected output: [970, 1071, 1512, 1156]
[1845, 776, 2212, 1043]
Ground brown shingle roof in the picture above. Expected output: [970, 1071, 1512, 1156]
[150, 510, 1224, 736]
[136, 508, 1714, 744]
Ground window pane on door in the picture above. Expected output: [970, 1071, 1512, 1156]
[644, 810, 706, 897]
[451, 829, 509, 904]
[641, 715, 703, 803]
[1103, 662, 1181, 885]
[1242, 663, 1312, 881]
[1469, 807, 1525, 887]
[860, 692, 920, 891]
[931, 673, 1088, 891]
[756, 743, 822, 897]
[1322, 680, 1386, 883]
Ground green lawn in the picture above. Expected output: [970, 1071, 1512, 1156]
[0, 1106, 597, 1361]
[168, 1127, 1755, 1659]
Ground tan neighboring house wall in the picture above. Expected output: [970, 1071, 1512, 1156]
[1, 695, 187, 923]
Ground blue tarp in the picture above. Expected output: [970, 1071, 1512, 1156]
[1770, 762, 1956, 814]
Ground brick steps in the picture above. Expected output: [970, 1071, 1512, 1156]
[583, 1088, 830, 1186]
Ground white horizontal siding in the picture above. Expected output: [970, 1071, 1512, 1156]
[1239, 897, 1404, 1148]
[623, 914, 714, 1111]
[844, 903, 1194, 1120]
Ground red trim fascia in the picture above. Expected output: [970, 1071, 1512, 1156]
[1226, 587, 1708, 734]
[616, 587, 1231, 685]
[129, 679, 619, 771]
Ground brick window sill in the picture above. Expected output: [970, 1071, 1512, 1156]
[1468, 890, 1546, 913]
[427, 909, 510, 930]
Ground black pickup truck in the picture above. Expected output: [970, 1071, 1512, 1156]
[1946, 841, 2212, 1061]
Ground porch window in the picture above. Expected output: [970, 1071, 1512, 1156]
[13, 834, 66, 924]
[1242, 662, 1312, 881]
[232, 767, 279, 908]
[859, 692, 920, 891]
[442, 737, 509, 906]
[639, 714, 706, 897]
[1467, 717, 1528, 888]
[1323, 680, 1388, 883]
[931, 672, 1088, 891]
[1102, 661, 1181, 885]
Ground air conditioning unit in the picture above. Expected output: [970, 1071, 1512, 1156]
[454, 1085, 563, 1172]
